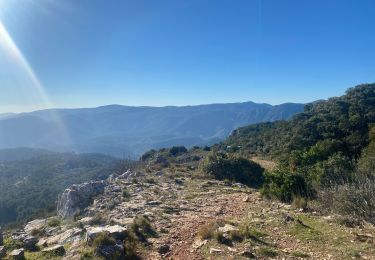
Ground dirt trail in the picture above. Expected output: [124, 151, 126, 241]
[145, 190, 252, 260]
[167, 193, 249, 259]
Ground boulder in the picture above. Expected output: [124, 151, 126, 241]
[57, 180, 106, 219]
[45, 228, 83, 245]
[11, 233, 38, 251]
[0, 246, 6, 258]
[86, 225, 127, 245]
[24, 219, 47, 234]
[96, 243, 124, 260]
[42, 244, 65, 256]
[23, 236, 38, 251]
[10, 248, 25, 260]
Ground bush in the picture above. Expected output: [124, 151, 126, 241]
[261, 167, 314, 202]
[169, 146, 188, 157]
[141, 149, 157, 161]
[357, 130, 375, 179]
[47, 217, 61, 227]
[123, 231, 138, 257]
[88, 213, 107, 225]
[92, 232, 116, 248]
[197, 221, 219, 239]
[200, 152, 264, 187]
[122, 188, 130, 199]
[319, 177, 375, 224]
[310, 153, 355, 188]
[131, 215, 156, 241]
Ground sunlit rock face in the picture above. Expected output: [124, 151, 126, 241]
[57, 180, 106, 219]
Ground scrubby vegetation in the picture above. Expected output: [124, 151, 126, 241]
[200, 151, 264, 187]
[225, 84, 375, 224]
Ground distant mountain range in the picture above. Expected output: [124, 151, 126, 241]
[0, 102, 304, 157]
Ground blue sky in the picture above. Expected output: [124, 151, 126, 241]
[0, 0, 374, 112]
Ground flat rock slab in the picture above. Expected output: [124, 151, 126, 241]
[42, 244, 65, 256]
[86, 225, 127, 245]
[24, 219, 47, 234]
[10, 248, 25, 260]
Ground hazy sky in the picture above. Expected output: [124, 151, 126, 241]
[0, 0, 374, 113]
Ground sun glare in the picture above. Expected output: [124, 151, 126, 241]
[0, 19, 72, 144]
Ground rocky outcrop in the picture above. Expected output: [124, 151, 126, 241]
[86, 225, 127, 245]
[57, 180, 106, 219]
[45, 228, 83, 246]
[24, 219, 47, 235]
[10, 248, 24, 260]
[11, 232, 38, 251]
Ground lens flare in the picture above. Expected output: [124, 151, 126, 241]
[0, 20, 72, 147]
[0, 21, 52, 107]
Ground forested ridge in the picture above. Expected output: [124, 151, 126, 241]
[224, 83, 375, 223]
[226, 84, 375, 159]
[0, 152, 124, 226]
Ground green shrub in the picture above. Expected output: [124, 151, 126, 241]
[357, 129, 375, 179]
[261, 167, 314, 202]
[310, 153, 355, 187]
[89, 213, 107, 225]
[30, 228, 46, 237]
[123, 231, 138, 257]
[169, 146, 188, 157]
[292, 196, 308, 210]
[92, 232, 116, 248]
[200, 152, 264, 187]
[131, 215, 156, 241]
[141, 149, 157, 161]
[4, 237, 23, 251]
[48, 217, 61, 227]
[122, 188, 130, 199]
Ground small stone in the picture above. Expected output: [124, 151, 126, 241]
[210, 248, 223, 254]
[239, 250, 256, 258]
[284, 215, 294, 223]
[158, 244, 170, 255]
[37, 239, 47, 247]
[243, 195, 250, 202]
[145, 200, 162, 206]
[192, 239, 207, 249]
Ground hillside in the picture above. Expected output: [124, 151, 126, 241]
[0, 152, 129, 226]
[225, 83, 375, 159]
[0, 102, 303, 157]
[1, 85, 374, 259]
[0, 148, 55, 162]
[1, 147, 374, 260]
